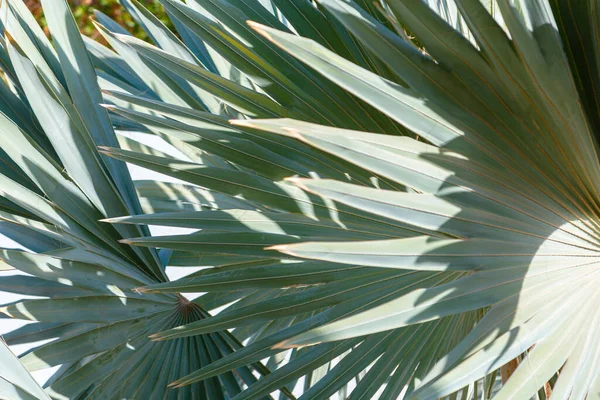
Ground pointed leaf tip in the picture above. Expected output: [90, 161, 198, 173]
[264, 244, 289, 252]
[272, 341, 292, 350]
[229, 119, 255, 128]
[148, 333, 163, 341]
[0, 306, 12, 318]
[4, 31, 16, 44]
[100, 216, 131, 224]
[283, 177, 312, 192]
[245, 20, 261, 29]
[98, 217, 119, 223]
[247, 20, 272, 39]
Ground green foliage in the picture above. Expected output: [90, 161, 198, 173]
[2, 0, 600, 399]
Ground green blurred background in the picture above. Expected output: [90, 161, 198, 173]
[25, 0, 170, 43]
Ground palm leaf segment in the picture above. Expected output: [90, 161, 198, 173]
[1, 0, 599, 399]
[98, 0, 600, 399]
[0, 0, 278, 399]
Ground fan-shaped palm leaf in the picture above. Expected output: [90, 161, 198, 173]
[4, 0, 600, 399]
[94, 0, 600, 399]
[0, 0, 284, 398]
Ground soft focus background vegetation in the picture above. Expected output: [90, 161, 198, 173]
[25, 0, 170, 42]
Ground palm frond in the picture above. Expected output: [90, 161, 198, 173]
[3, 0, 600, 399]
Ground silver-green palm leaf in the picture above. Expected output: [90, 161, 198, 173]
[0, 0, 278, 399]
[3, 0, 600, 399]
[97, 0, 600, 399]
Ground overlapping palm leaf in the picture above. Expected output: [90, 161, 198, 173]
[0, 338, 49, 400]
[0, 0, 285, 398]
[2, 0, 600, 399]
[87, 2, 479, 398]
[93, 0, 600, 399]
